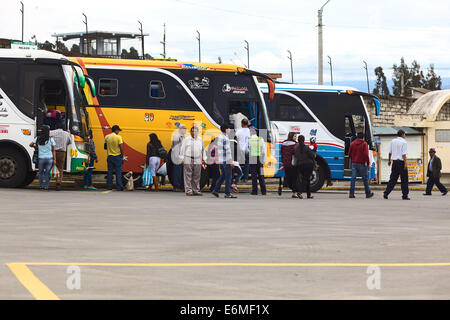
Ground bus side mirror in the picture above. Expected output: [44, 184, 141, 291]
[86, 77, 96, 98]
[75, 67, 86, 89]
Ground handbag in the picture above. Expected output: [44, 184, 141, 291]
[51, 165, 60, 180]
[142, 167, 153, 187]
[32, 149, 39, 165]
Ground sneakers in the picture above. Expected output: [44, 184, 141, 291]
[224, 194, 237, 199]
[366, 192, 374, 199]
[349, 194, 355, 198]
[383, 193, 388, 199]
[402, 197, 411, 200]
[443, 191, 448, 196]
[423, 193, 432, 196]
[212, 192, 219, 198]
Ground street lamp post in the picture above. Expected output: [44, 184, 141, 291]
[160, 23, 166, 59]
[138, 21, 145, 59]
[328, 55, 333, 86]
[196, 30, 201, 63]
[318, 0, 330, 85]
[82, 13, 89, 55]
[363, 60, 370, 93]
[287, 50, 294, 84]
[244, 40, 249, 69]
[20, 2, 24, 42]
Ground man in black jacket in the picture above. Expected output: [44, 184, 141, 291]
[424, 148, 448, 196]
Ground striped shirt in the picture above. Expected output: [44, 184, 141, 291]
[216, 133, 232, 164]
[50, 129, 71, 152]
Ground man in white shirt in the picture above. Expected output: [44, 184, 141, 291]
[235, 118, 250, 181]
[171, 124, 186, 192]
[179, 126, 206, 196]
[50, 123, 71, 190]
[383, 129, 410, 200]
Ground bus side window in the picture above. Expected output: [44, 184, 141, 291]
[149, 81, 165, 99]
[98, 79, 118, 96]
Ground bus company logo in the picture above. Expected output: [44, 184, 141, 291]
[178, 63, 208, 71]
[0, 107, 7, 117]
[188, 77, 210, 90]
[170, 115, 195, 121]
[0, 125, 8, 134]
[145, 113, 154, 122]
[310, 129, 318, 136]
[222, 83, 248, 94]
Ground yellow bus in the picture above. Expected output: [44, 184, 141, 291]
[70, 57, 276, 186]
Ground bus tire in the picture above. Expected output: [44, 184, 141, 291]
[21, 170, 37, 187]
[309, 164, 326, 193]
[0, 147, 28, 188]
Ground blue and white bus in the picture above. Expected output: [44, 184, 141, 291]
[260, 83, 381, 192]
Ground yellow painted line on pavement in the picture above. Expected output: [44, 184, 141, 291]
[7, 263, 60, 300]
[8, 261, 450, 300]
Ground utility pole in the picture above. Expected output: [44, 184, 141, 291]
[160, 23, 166, 59]
[138, 20, 145, 59]
[20, 2, 24, 42]
[363, 60, 370, 93]
[328, 55, 333, 86]
[244, 40, 249, 69]
[82, 13, 89, 55]
[317, 0, 330, 85]
[196, 30, 201, 62]
[287, 50, 294, 84]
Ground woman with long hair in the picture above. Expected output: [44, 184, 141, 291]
[293, 135, 316, 199]
[29, 125, 56, 190]
[146, 133, 165, 191]
[281, 132, 300, 198]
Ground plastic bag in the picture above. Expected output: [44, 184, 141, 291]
[157, 163, 167, 176]
[51, 165, 60, 180]
[142, 168, 153, 187]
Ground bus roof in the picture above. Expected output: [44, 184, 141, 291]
[0, 48, 68, 60]
[72, 57, 243, 73]
[259, 83, 360, 93]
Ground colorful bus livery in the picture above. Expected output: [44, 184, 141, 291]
[260, 84, 380, 192]
[72, 57, 276, 182]
[0, 49, 92, 188]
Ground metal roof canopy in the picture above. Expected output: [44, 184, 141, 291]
[373, 126, 424, 136]
[52, 31, 148, 41]
[407, 89, 450, 121]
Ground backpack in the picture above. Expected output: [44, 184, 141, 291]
[158, 146, 168, 160]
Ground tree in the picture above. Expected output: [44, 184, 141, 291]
[373, 66, 390, 96]
[128, 47, 139, 59]
[38, 40, 55, 51]
[423, 64, 442, 91]
[70, 44, 80, 54]
[55, 41, 69, 53]
[143, 53, 153, 60]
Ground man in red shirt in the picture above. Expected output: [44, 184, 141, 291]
[348, 132, 374, 199]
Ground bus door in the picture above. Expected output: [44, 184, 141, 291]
[228, 100, 259, 129]
[344, 114, 356, 177]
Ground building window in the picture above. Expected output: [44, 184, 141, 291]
[149, 81, 165, 99]
[436, 129, 450, 142]
[98, 79, 118, 96]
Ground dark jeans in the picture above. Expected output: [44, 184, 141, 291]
[285, 166, 299, 193]
[83, 158, 95, 187]
[298, 163, 314, 197]
[172, 164, 184, 190]
[350, 163, 372, 196]
[213, 164, 232, 195]
[250, 161, 266, 195]
[242, 153, 249, 181]
[209, 164, 220, 190]
[107, 155, 123, 190]
[384, 160, 409, 198]
[38, 158, 53, 189]
[426, 175, 448, 194]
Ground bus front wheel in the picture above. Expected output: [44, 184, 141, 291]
[0, 147, 28, 188]
[309, 164, 326, 193]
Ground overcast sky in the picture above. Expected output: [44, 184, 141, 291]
[2, 0, 450, 86]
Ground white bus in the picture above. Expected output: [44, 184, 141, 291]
[0, 49, 94, 187]
[260, 83, 381, 191]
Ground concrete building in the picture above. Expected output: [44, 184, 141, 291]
[395, 90, 450, 183]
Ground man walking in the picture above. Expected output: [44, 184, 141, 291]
[383, 129, 410, 200]
[247, 128, 267, 195]
[105, 125, 125, 191]
[212, 124, 236, 198]
[50, 123, 71, 190]
[348, 132, 374, 199]
[179, 126, 206, 196]
[424, 148, 448, 196]
[235, 118, 250, 182]
[171, 124, 186, 192]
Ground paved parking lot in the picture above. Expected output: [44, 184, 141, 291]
[1, 187, 450, 299]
